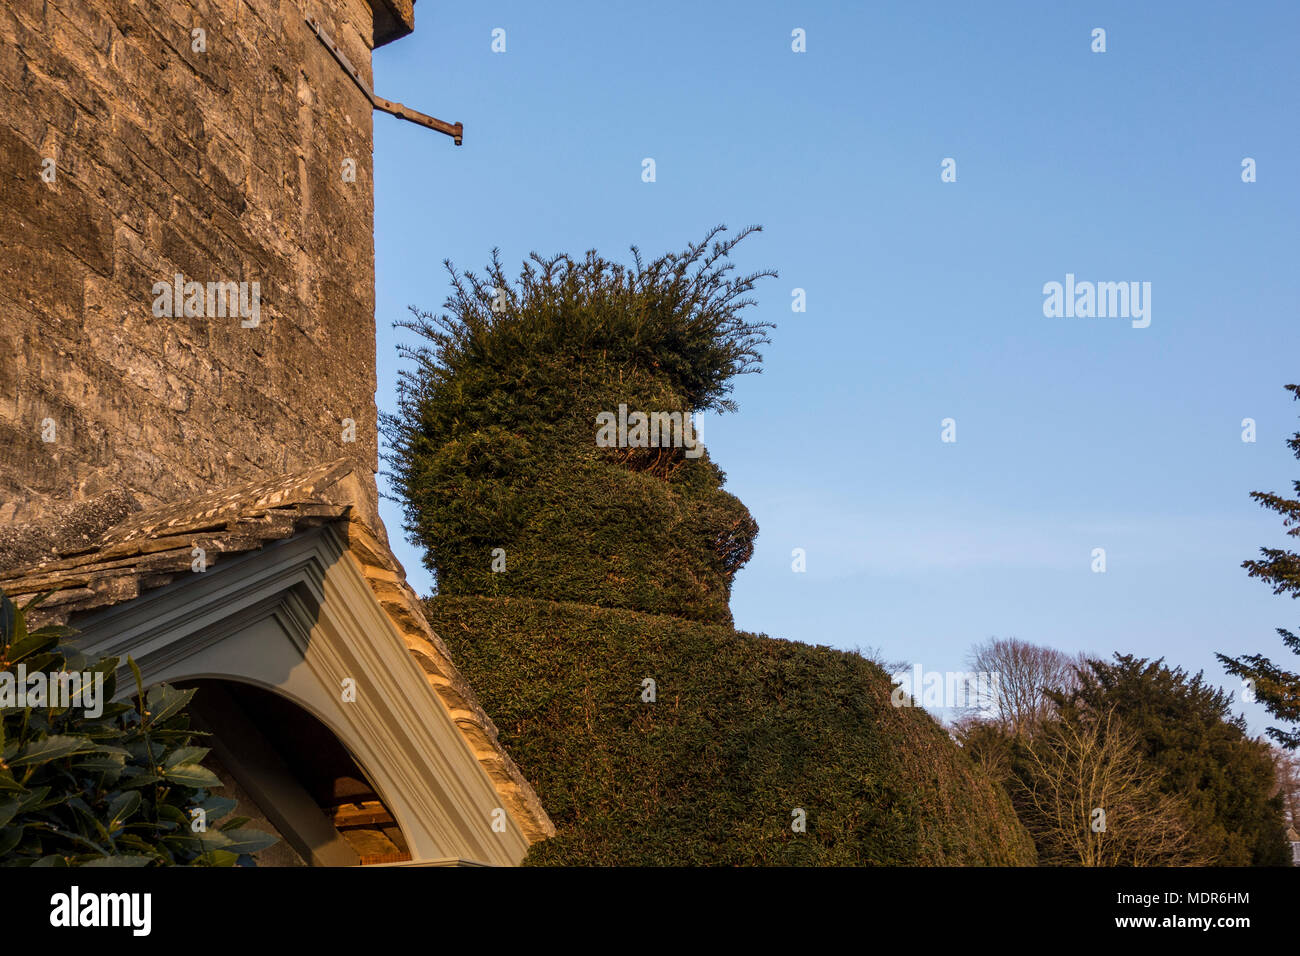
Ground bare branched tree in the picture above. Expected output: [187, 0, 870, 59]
[854, 644, 910, 677]
[1013, 708, 1205, 866]
[963, 637, 1081, 735]
[1008, 712, 1201, 868]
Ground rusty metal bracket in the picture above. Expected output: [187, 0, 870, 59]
[305, 15, 462, 145]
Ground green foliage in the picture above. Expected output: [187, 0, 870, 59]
[426, 595, 1038, 866]
[0, 591, 274, 866]
[1218, 382, 1300, 750]
[1055, 654, 1289, 866]
[391, 229, 1035, 864]
[383, 227, 774, 624]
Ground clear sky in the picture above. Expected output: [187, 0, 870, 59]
[371, 1, 1300, 735]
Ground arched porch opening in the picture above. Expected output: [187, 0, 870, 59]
[178, 678, 411, 866]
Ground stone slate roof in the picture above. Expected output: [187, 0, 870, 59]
[0, 461, 355, 624]
[0, 488, 144, 576]
[0, 459, 553, 844]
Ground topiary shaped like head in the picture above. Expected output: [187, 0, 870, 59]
[385, 226, 775, 625]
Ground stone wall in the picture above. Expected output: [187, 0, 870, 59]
[0, 0, 405, 533]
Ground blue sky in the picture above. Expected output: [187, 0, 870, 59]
[372, 1, 1300, 735]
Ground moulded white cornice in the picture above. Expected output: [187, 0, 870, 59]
[73, 525, 530, 866]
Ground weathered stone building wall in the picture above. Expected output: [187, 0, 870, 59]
[0, 0, 411, 533]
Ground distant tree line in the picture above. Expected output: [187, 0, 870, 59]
[954, 637, 1290, 866]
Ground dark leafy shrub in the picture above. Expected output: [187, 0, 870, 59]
[0, 590, 274, 866]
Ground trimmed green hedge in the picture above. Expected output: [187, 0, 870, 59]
[428, 595, 1037, 865]
[384, 228, 773, 625]
[395, 232, 1036, 864]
